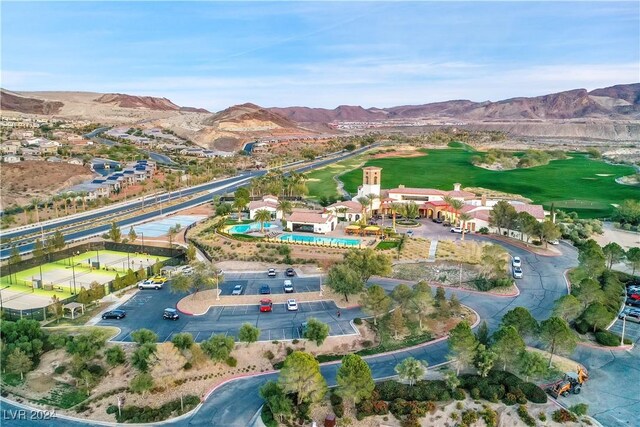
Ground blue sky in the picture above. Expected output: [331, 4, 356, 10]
[2, 1, 638, 110]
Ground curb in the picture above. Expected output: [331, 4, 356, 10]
[371, 276, 520, 298]
[481, 234, 561, 257]
[577, 341, 635, 351]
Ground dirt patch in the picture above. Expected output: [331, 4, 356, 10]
[370, 146, 424, 159]
[0, 161, 95, 209]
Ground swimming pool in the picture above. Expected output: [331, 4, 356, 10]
[277, 233, 361, 247]
[226, 222, 278, 234]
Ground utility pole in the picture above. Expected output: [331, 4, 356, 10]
[621, 315, 626, 346]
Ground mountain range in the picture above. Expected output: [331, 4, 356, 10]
[1, 83, 638, 150]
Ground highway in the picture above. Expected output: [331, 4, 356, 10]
[0, 146, 372, 259]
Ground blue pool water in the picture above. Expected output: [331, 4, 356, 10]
[277, 234, 360, 246]
[227, 222, 277, 234]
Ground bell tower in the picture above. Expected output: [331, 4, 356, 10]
[361, 166, 381, 198]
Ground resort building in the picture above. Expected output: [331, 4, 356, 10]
[285, 211, 337, 234]
[354, 166, 546, 231]
[248, 195, 282, 220]
[325, 200, 364, 222]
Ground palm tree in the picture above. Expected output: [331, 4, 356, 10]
[400, 202, 419, 221]
[367, 193, 379, 218]
[51, 195, 61, 218]
[458, 212, 472, 240]
[481, 244, 508, 279]
[444, 196, 464, 225]
[30, 198, 41, 224]
[77, 191, 88, 211]
[356, 196, 369, 223]
[254, 209, 272, 233]
[389, 202, 402, 231]
[276, 199, 293, 221]
[232, 197, 247, 223]
[395, 357, 427, 387]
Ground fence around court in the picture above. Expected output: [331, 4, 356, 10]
[0, 242, 186, 322]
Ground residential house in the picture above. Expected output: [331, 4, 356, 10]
[64, 183, 110, 200]
[248, 195, 281, 220]
[2, 155, 21, 163]
[67, 158, 84, 165]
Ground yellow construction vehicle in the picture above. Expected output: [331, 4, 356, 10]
[546, 366, 589, 398]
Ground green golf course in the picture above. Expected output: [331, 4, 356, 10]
[335, 147, 638, 219]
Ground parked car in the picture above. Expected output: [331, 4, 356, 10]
[450, 227, 463, 233]
[619, 307, 640, 319]
[163, 308, 179, 320]
[442, 221, 451, 227]
[102, 310, 126, 320]
[260, 299, 273, 312]
[286, 299, 298, 311]
[548, 239, 560, 245]
[267, 268, 277, 277]
[628, 293, 640, 301]
[626, 298, 640, 308]
[406, 230, 414, 236]
[139, 279, 163, 290]
[260, 284, 271, 294]
[432, 217, 443, 223]
[285, 268, 295, 277]
[284, 280, 294, 293]
[513, 266, 523, 279]
[512, 256, 522, 268]
[177, 266, 194, 276]
[231, 284, 243, 295]
[151, 275, 168, 283]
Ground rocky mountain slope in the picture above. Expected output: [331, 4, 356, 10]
[94, 93, 181, 111]
[268, 83, 640, 122]
[0, 89, 64, 115]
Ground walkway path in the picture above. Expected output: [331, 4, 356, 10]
[426, 239, 438, 262]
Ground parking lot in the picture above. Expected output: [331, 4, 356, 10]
[220, 271, 321, 296]
[98, 281, 362, 342]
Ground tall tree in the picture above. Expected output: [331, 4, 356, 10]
[389, 308, 406, 339]
[458, 212, 472, 240]
[326, 263, 364, 302]
[448, 321, 479, 374]
[259, 381, 293, 423]
[490, 326, 525, 371]
[489, 200, 518, 235]
[356, 196, 370, 222]
[501, 307, 539, 338]
[344, 248, 391, 282]
[535, 220, 561, 247]
[434, 286, 447, 309]
[200, 334, 235, 362]
[626, 247, 640, 275]
[518, 350, 548, 382]
[577, 239, 606, 279]
[409, 281, 434, 329]
[232, 196, 248, 223]
[52, 230, 65, 249]
[400, 202, 419, 221]
[254, 209, 272, 233]
[390, 202, 403, 231]
[186, 243, 197, 262]
[475, 321, 490, 345]
[238, 323, 260, 346]
[5, 348, 33, 380]
[170, 262, 219, 295]
[516, 211, 539, 242]
[473, 344, 496, 378]
[303, 318, 330, 346]
[552, 295, 583, 323]
[391, 283, 413, 311]
[444, 196, 464, 225]
[572, 278, 605, 309]
[603, 242, 625, 270]
[171, 333, 194, 351]
[336, 354, 375, 404]
[582, 302, 611, 333]
[128, 226, 138, 242]
[361, 285, 392, 325]
[481, 244, 508, 279]
[108, 222, 122, 243]
[539, 317, 577, 367]
[394, 357, 427, 386]
[278, 351, 327, 405]
[276, 199, 293, 221]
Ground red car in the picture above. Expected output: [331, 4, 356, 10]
[629, 293, 640, 301]
[259, 299, 273, 312]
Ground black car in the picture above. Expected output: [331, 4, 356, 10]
[626, 298, 640, 308]
[102, 310, 126, 320]
[260, 284, 271, 294]
[285, 268, 295, 277]
[163, 308, 179, 320]
[432, 217, 443, 224]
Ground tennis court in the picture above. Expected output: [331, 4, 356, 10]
[131, 215, 207, 238]
[0, 250, 169, 309]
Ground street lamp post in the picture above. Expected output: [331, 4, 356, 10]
[215, 272, 220, 301]
[71, 251, 79, 295]
[621, 315, 626, 346]
[141, 232, 145, 254]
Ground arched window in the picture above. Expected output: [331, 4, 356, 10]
[365, 174, 369, 185]
[373, 175, 378, 185]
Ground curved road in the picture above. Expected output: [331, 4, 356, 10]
[4, 239, 637, 426]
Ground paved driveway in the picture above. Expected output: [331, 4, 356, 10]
[220, 271, 320, 296]
[98, 281, 362, 342]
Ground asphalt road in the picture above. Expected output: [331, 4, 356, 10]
[1, 145, 376, 259]
[220, 271, 321, 296]
[98, 274, 362, 343]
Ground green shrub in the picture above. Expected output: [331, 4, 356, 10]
[470, 388, 480, 399]
[330, 392, 344, 418]
[54, 365, 66, 375]
[461, 409, 478, 426]
[115, 395, 200, 423]
[503, 392, 517, 406]
[520, 382, 547, 403]
[539, 412, 547, 421]
[354, 318, 363, 325]
[264, 350, 275, 360]
[225, 356, 237, 367]
[183, 362, 192, 370]
[570, 403, 589, 416]
[595, 330, 631, 346]
[453, 388, 466, 400]
[106, 405, 118, 414]
[552, 409, 577, 423]
[480, 406, 498, 427]
[292, 339, 299, 344]
[517, 405, 536, 427]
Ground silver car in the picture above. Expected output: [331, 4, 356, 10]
[513, 266, 523, 279]
[231, 285, 243, 295]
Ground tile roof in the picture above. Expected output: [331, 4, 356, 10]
[388, 187, 446, 196]
[327, 201, 363, 212]
[249, 201, 278, 210]
[513, 203, 545, 219]
[287, 211, 334, 224]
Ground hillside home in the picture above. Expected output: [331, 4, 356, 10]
[2, 155, 21, 163]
